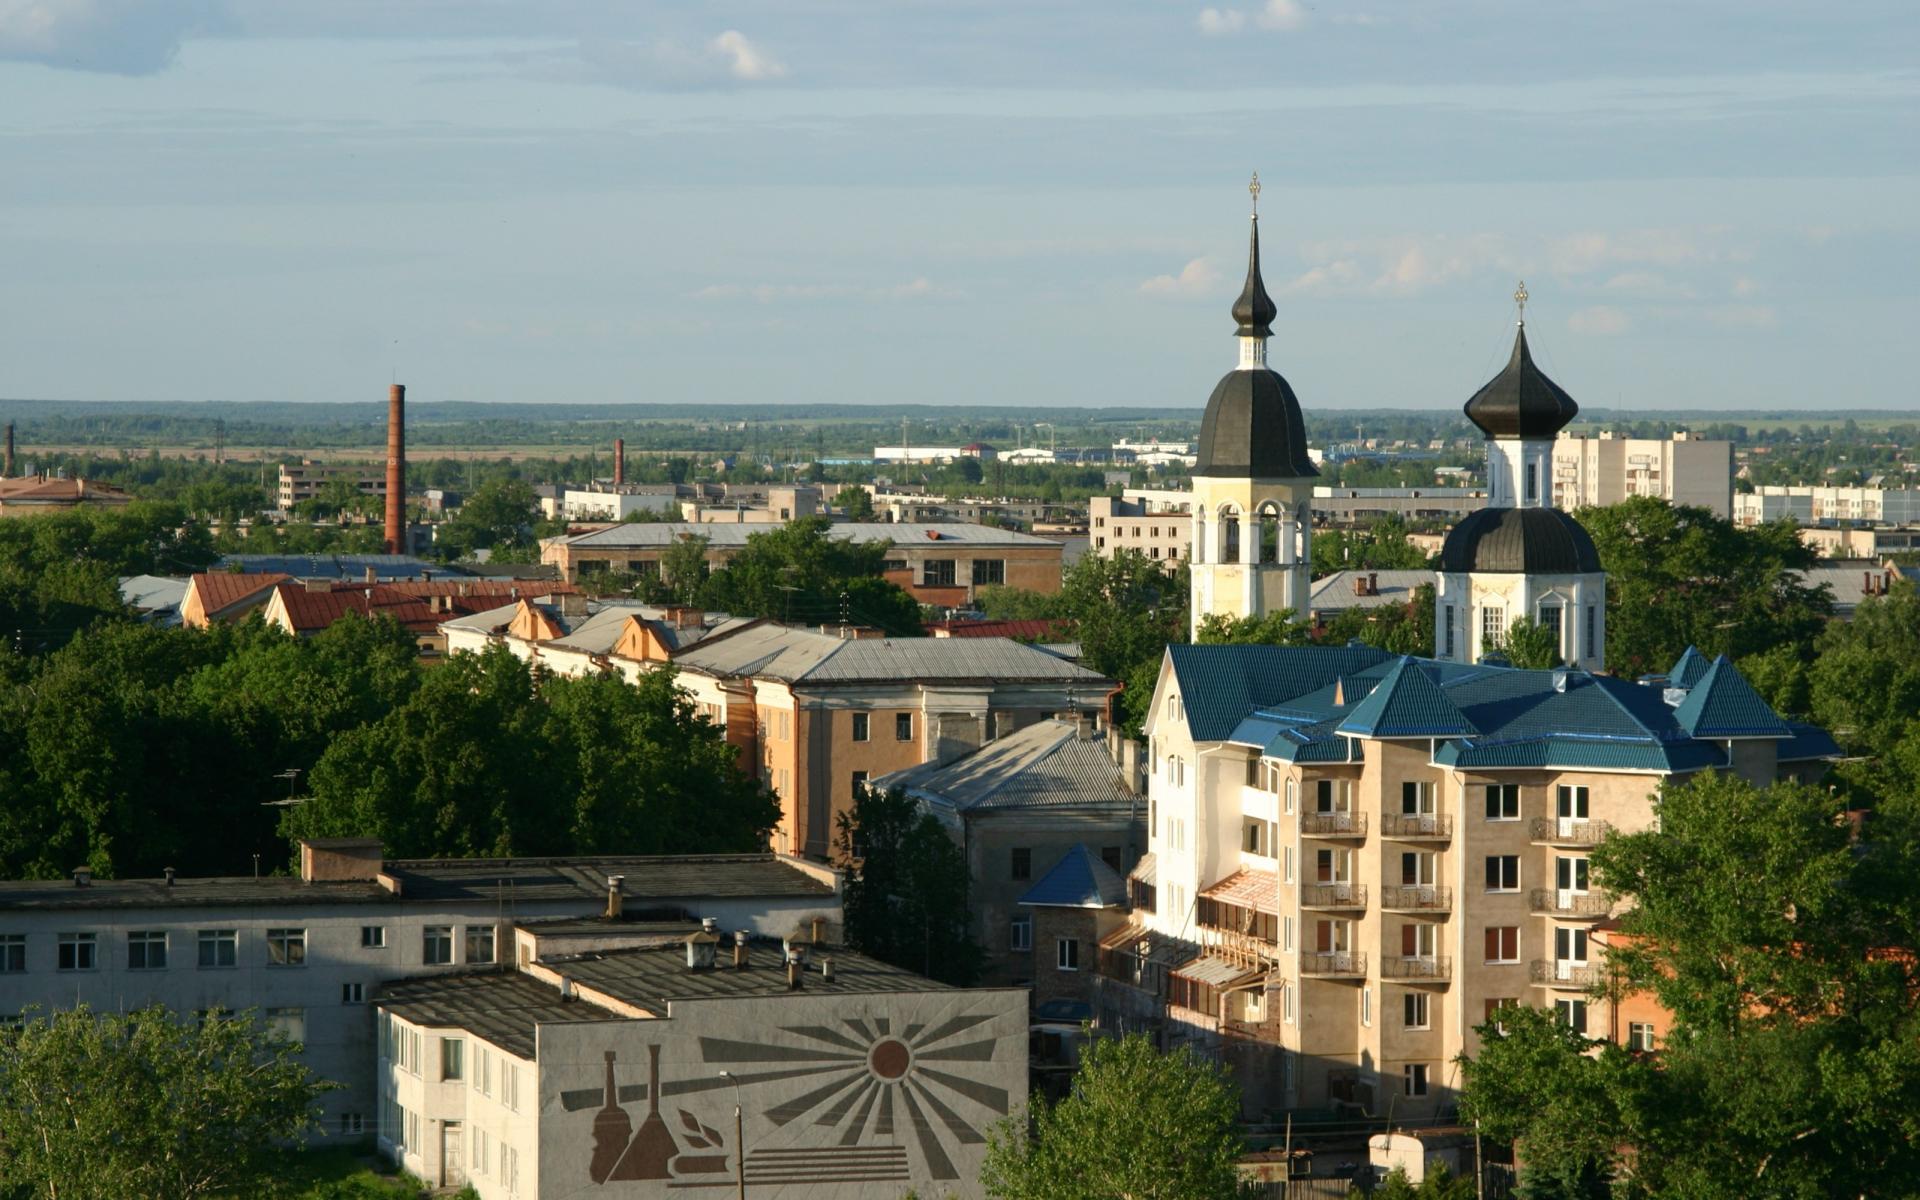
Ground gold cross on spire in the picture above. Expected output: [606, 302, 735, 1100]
[1249, 171, 1261, 217]
[1514, 279, 1529, 326]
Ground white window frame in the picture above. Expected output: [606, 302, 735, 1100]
[1404, 991, 1431, 1030]
[1056, 938, 1080, 972]
[1403, 1062, 1430, 1097]
[1009, 916, 1032, 952]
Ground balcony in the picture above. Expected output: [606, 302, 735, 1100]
[1529, 959, 1604, 989]
[1300, 883, 1367, 910]
[1381, 813, 1452, 841]
[1530, 819, 1613, 847]
[1381, 956, 1452, 982]
[1530, 889, 1613, 918]
[1301, 811, 1367, 838]
[1379, 884, 1452, 913]
[1301, 951, 1368, 978]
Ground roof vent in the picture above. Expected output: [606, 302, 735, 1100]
[1662, 688, 1689, 708]
[163, 867, 176, 887]
[560, 978, 576, 1002]
[820, 956, 835, 983]
[685, 921, 721, 971]
[72, 866, 92, 888]
[732, 930, 749, 970]
[1552, 670, 1569, 693]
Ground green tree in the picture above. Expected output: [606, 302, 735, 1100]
[834, 785, 982, 986]
[1057, 551, 1188, 735]
[957, 456, 985, 485]
[697, 516, 921, 635]
[1457, 1005, 1620, 1199]
[436, 480, 537, 559]
[1807, 578, 1920, 800]
[981, 1033, 1245, 1200]
[657, 532, 711, 605]
[1576, 498, 1830, 677]
[1311, 516, 1432, 576]
[834, 486, 875, 519]
[1317, 583, 1437, 657]
[1195, 608, 1314, 646]
[1497, 615, 1562, 669]
[0, 1004, 330, 1200]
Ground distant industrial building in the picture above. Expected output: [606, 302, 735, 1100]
[277, 462, 387, 514]
[1734, 485, 1920, 528]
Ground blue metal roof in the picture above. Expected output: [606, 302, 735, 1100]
[1777, 721, 1843, 763]
[1668, 646, 1713, 689]
[1019, 845, 1130, 909]
[1337, 657, 1478, 738]
[1673, 656, 1793, 739]
[1166, 643, 1394, 742]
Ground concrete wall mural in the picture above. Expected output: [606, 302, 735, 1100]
[547, 989, 1028, 1197]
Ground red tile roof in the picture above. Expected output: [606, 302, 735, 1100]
[188, 572, 292, 617]
[0, 476, 132, 504]
[925, 618, 1070, 641]
[269, 583, 441, 634]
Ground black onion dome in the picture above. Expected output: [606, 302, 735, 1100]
[1464, 326, 1579, 440]
[1232, 216, 1277, 338]
[1439, 507, 1601, 574]
[1195, 368, 1319, 479]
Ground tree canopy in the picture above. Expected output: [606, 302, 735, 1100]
[981, 1033, 1246, 1200]
[0, 1004, 330, 1200]
[1577, 497, 1831, 677]
[834, 785, 981, 986]
[0, 502, 215, 653]
[694, 516, 922, 635]
[1460, 772, 1920, 1198]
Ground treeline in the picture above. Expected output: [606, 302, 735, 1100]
[0, 617, 777, 881]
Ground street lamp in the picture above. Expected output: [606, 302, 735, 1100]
[718, 1070, 746, 1199]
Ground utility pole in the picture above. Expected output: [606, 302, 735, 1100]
[718, 1070, 747, 1199]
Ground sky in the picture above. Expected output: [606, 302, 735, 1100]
[0, 1, 1915, 413]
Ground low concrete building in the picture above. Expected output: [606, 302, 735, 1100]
[876, 718, 1145, 989]
[0, 474, 133, 516]
[1308, 569, 1437, 622]
[0, 841, 842, 1149]
[1090, 490, 1192, 563]
[375, 920, 1026, 1197]
[1735, 484, 1920, 528]
[1018, 844, 1131, 1014]
[277, 462, 386, 514]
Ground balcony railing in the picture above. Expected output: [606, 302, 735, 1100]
[1381, 813, 1453, 840]
[1301, 811, 1367, 838]
[1529, 889, 1613, 918]
[1379, 884, 1452, 912]
[1300, 883, 1367, 910]
[1301, 951, 1368, 978]
[1530, 819, 1613, 847]
[1201, 926, 1284, 967]
[1381, 955, 1452, 982]
[1529, 959, 1604, 989]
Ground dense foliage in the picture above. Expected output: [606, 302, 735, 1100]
[0, 1005, 329, 1200]
[981, 1033, 1246, 1200]
[0, 617, 775, 879]
[0, 502, 215, 652]
[690, 516, 923, 635]
[834, 785, 982, 987]
[1577, 497, 1830, 677]
[1460, 773, 1920, 1198]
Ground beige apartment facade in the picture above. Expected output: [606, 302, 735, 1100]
[1089, 490, 1192, 563]
[1552, 431, 1733, 518]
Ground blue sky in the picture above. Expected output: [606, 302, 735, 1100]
[0, 1, 1914, 412]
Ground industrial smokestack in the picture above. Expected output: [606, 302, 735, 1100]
[614, 438, 625, 486]
[2, 423, 12, 478]
[384, 385, 405, 555]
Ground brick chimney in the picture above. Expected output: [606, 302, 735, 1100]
[2, 422, 12, 478]
[614, 438, 625, 486]
[383, 384, 406, 556]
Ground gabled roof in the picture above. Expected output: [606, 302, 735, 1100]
[1673, 655, 1793, 739]
[1165, 642, 1395, 742]
[268, 583, 441, 635]
[1668, 646, 1713, 689]
[1337, 657, 1478, 739]
[1019, 845, 1128, 909]
[671, 624, 1107, 687]
[188, 571, 291, 617]
[878, 719, 1133, 813]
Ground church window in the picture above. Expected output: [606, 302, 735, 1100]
[1482, 606, 1506, 649]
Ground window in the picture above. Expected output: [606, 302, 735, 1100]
[1283, 982, 1295, 1024]
[1168, 757, 1185, 788]
[57, 933, 96, 971]
[851, 771, 868, 801]
[504, 1062, 521, 1111]
[266, 928, 305, 967]
[1361, 987, 1372, 1027]
[1444, 604, 1456, 657]
[922, 559, 956, 587]
[466, 926, 496, 964]
[198, 929, 237, 968]
[1169, 819, 1187, 852]
[361, 925, 386, 948]
[1404, 992, 1431, 1030]
[423, 926, 453, 965]
[340, 1113, 365, 1136]
[1585, 605, 1597, 660]
[1556, 785, 1591, 824]
[1010, 917, 1032, 952]
[1401, 780, 1435, 815]
[1485, 926, 1520, 963]
[1525, 461, 1538, 504]
[1166, 694, 1182, 722]
[1282, 846, 1294, 884]
[1284, 778, 1296, 814]
[1628, 1022, 1657, 1052]
[1011, 848, 1032, 881]
[266, 1007, 305, 1044]
[0, 935, 22, 973]
[1485, 855, 1520, 892]
[1556, 998, 1589, 1036]
[127, 931, 167, 970]
[476, 1046, 493, 1098]
[1557, 856, 1591, 894]
[1484, 783, 1520, 821]
[1482, 605, 1506, 648]
[895, 713, 913, 742]
[1401, 922, 1436, 959]
[1404, 1063, 1430, 1097]
[1539, 604, 1563, 649]
[971, 559, 1005, 586]
[342, 982, 366, 1005]
[442, 1037, 465, 1081]
[1057, 938, 1080, 972]
[851, 712, 870, 742]
[1401, 852, 1435, 886]
[1282, 915, 1294, 952]
[1483, 997, 1518, 1033]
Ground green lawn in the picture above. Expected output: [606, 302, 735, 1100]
[229, 1145, 432, 1199]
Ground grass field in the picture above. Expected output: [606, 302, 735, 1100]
[228, 1145, 434, 1199]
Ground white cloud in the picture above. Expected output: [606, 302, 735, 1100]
[708, 29, 785, 81]
[1139, 257, 1224, 298]
[1704, 304, 1777, 329]
[0, 0, 227, 74]
[1567, 306, 1631, 336]
[1196, 7, 1245, 34]
[1197, 0, 1304, 35]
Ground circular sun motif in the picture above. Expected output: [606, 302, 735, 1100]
[868, 1037, 911, 1080]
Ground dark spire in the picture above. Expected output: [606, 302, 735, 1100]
[1463, 292, 1579, 440]
[1232, 171, 1276, 338]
